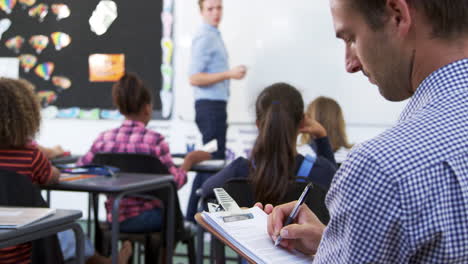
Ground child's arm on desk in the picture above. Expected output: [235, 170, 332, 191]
[180, 150, 212, 172]
[38, 144, 69, 159]
[48, 166, 61, 184]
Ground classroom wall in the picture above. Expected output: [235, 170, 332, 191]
[37, 0, 405, 218]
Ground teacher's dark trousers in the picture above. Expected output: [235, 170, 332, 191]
[186, 99, 227, 222]
[194, 99, 227, 159]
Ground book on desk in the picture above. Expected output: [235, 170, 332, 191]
[0, 207, 56, 229]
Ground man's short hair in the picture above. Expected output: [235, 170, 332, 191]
[198, 0, 204, 10]
[350, 0, 468, 39]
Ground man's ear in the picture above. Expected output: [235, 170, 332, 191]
[386, 0, 412, 37]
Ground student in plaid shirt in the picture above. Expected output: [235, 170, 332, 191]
[78, 73, 210, 233]
[263, 0, 468, 263]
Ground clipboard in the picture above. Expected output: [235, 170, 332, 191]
[195, 212, 256, 264]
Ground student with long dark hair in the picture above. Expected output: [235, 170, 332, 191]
[201, 82, 337, 205]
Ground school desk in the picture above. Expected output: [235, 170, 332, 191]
[0, 209, 85, 264]
[41, 173, 176, 264]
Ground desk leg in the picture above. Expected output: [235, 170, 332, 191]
[71, 223, 85, 264]
[87, 193, 92, 236]
[46, 190, 51, 206]
[111, 195, 123, 264]
[213, 238, 225, 264]
[196, 225, 205, 264]
[162, 183, 175, 264]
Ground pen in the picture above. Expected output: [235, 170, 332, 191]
[274, 182, 313, 247]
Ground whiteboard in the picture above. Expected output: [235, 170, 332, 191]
[173, 0, 407, 126]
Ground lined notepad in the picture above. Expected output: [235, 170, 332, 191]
[0, 207, 56, 229]
[202, 206, 314, 264]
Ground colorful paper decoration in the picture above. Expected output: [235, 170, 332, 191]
[88, 54, 124, 82]
[163, 0, 173, 12]
[161, 12, 173, 38]
[79, 108, 100, 120]
[28, 3, 48, 22]
[161, 37, 173, 64]
[29, 35, 48, 54]
[19, 0, 35, 9]
[160, 64, 173, 91]
[51, 3, 70, 21]
[100, 109, 124, 120]
[0, 18, 11, 40]
[34, 62, 54, 80]
[50, 32, 71, 50]
[37, 90, 57, 105]
[160, 90, 172, 118]
[41, 105, 58, 119]
[5, 35, 24, 53]
[89, 0, 117, 36]
[18, 54, 37, 72]
[0, 0, 16, 14]
[57, 107, 80, 118]
[52, 76, 71, 89]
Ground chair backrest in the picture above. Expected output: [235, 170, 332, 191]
[222, 178, 330, 224]
[92, 152, 170, 174]
[90, 153, 187, 246]
[0, 169, 64, 264]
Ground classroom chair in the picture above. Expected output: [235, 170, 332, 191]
[0, 169, 65, 264]
[222, 177, 330, 224]
[91, 153, 196, 264]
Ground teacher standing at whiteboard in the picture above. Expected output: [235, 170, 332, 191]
[189, 0, 247, 160]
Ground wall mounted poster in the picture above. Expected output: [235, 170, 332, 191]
[89, 53, 124, 82]
[0, 0, 169, 119]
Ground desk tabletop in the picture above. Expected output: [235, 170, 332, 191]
[41, 173, 174, 194]
[0, 209, 82, 242]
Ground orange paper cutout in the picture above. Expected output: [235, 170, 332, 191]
[89, 53, 125, 82]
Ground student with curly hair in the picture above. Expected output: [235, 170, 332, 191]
[17, 78, 69, 159]
[0, 78, 132, 264]
[0, 78, 59, 263]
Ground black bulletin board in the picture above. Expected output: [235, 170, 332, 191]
[0, 0, 165, 118]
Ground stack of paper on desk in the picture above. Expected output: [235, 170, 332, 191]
[201, 206, 314, 264]
[0, 207, 56, 229]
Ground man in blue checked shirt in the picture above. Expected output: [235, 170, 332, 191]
[189, 0, 247, 160]
[263, 0, 468, 263]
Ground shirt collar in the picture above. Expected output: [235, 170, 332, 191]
[122, 119, 146, 128]
[201, 22, 220, 34]
[399, 58, 468, 122]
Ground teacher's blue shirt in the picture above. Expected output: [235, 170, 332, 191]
[189, 23, 230, 102]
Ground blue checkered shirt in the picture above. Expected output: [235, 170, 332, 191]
[189, 23, 230, 101]
[315, 59, 468, 263]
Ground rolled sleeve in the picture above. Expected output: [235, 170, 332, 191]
[189, 34, 214, 76]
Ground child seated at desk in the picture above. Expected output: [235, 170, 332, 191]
[0, 78, 131, 264]
[18, 78, 70, 159]
[201, 83, 337, 205]
[77, 73, 210, 233]
[301, 96, 354, 164]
